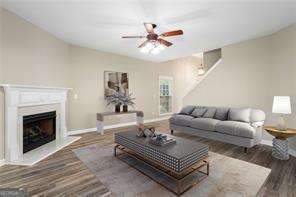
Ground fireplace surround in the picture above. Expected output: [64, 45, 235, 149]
[1, 84, 80, 165]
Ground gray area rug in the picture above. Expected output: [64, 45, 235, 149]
[74, 144, 271, 197]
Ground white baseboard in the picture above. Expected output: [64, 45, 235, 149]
[67, 116, 170, 136]
[67, 127, 97, 136]
[142, 116, 170, 123]
[0, 159, 5, 167]
[289, 149, 296, 157]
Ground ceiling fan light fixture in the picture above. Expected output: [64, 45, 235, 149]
[150, 47, 160, 54]
[151, 43, 165, 55]
[156, 43, 165, 51]
[140, 47, 150, 53]
[140, 41, 154, 53]
[145, 42, 155, 50]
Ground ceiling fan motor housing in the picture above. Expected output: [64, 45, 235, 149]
[147, 33, 158, 41]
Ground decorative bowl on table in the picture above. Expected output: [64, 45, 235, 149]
[149, 134, 176, 146]
[137, 124, 156, 138]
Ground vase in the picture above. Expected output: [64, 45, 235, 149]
[123, 105, 128, 112]
[115, 104, 121, 113]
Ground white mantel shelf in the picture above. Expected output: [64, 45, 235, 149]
[0, 84, 72, 90]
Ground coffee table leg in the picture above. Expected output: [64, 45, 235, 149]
[206, 161, 210, 175]
[114, 145, 119, 156]
[177, 179, 181, 195]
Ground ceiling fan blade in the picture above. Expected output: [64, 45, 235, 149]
[158, 38, 173, 47]
[161, 30, 183, 37]
[138, 40, 149, 48]
[122, 36, 145, 38]
[144, 23, 156, 33]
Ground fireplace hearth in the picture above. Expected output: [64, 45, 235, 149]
[23, 111, 56, 153]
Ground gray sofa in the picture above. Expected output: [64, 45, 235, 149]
[169, 105, 266, 152]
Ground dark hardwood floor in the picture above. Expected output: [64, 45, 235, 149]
[0, 120, 295, 196]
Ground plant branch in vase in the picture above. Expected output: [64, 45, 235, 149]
[105, 92, 124, 113]
[122, 93, 135, 112]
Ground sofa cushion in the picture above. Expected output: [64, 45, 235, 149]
[250, 109, 266, 122]
[179, 105, 195, 115]
[203, 107, 216, 118]
[215, 121, 256, 139]
[169, 115, 194, 127]
[190, 118, 221, 131]
[213, 107, 229, 120]
[191, 107, 207, 118]
[228, 108, 251, 123]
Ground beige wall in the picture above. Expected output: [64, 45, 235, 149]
[0, 9, 70, 160]
[2, 9, 70, 86]
[184, 24, 296, 147]
[68, 47, 200, 131]
[0, 7, 4, 160]
[269, 25, 296, 149]
[68, 45, 160, 130]
[159, 56, 200, 112]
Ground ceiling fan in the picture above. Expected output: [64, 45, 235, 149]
[122, 23, 183, 54]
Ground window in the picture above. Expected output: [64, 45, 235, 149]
[159, 76, 173, 115]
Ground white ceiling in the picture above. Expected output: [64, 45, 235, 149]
[3, 0, 296, 62]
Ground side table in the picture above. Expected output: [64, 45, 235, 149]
[96, 110, 144, 135]
[264, 126, 296, 160]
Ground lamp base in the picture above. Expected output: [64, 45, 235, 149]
[277, 116, 287, 131]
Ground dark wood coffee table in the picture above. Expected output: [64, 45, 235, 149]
[114, 131, 209, 195]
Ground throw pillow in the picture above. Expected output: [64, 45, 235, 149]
[191, 108, 207, 118]
[213, 107, 230, 120]
[202, 107, 216, 118]
[228, 108, 251, 123]
[179, 105, 195, 115]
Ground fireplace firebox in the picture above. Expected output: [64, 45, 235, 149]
[23, 111, 56, 153]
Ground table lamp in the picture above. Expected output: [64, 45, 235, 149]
[272, 96, 292, 130]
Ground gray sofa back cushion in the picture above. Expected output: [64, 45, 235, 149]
[191, 107, 207, 118]
[202, 107, 216, 118]
[228, 108, 251, 123]
[250, 109, 266, 123]
[179, 105, 195, 115]
[213, 107, 229, 120]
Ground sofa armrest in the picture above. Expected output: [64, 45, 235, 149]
[251, 121, 264, 128]
[169, 113, 179, 123]
[251, 121, 264, 143]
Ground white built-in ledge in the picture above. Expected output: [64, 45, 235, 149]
[0, 84, 80, 166]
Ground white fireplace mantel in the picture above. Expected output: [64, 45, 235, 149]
[1, 84, 79, 165]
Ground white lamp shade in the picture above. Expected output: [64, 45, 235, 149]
[272, 96, 292, 114]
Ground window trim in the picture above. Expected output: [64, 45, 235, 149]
[159, 75, 173, 116]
